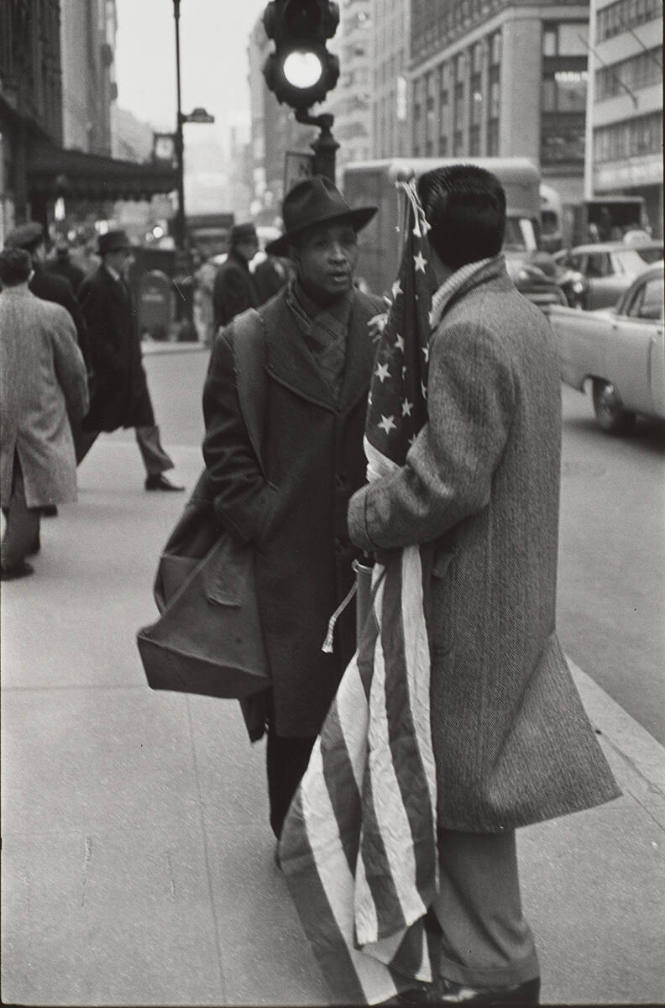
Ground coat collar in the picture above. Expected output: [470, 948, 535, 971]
[263, 288, 378, 415]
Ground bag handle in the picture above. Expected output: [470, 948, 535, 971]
[231, 308, 267, 474]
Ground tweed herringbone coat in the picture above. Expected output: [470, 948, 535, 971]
[0, 286, 88, 508]
[348, 256, 620, 832]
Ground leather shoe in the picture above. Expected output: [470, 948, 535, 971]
[1, 561, 34, 581]
[433, 976, 540, 1004]
[145, 474, 184, 492]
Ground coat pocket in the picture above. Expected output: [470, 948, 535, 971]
[428, 546, 457, 656]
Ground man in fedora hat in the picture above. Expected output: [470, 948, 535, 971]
[76, 229, 183, 491]
[4, 221, 91, 517]
[202, 175, 384, 840]
[212, 222, 260, 332]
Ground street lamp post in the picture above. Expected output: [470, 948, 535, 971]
[173, 0, 186, 253]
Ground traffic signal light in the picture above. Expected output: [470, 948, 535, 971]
[262, 0, 340, 110]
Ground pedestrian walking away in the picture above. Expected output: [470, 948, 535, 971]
[341, 164, 621, 1004]
[76, 229, 184, 492]
[212, 221, 260, 331]
[202, 175, 383, 840]
[0, 247, 88, 580]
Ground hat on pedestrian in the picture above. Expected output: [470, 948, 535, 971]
[230, 222, 258, 246]
[98, 229, 131, 256]
[5, 221, 45, 253]
[265, 175, 377, 256]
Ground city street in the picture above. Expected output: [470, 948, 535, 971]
[2, 346, 664, 1006]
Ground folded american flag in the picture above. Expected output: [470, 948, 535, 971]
[279, 182, 438, 1004]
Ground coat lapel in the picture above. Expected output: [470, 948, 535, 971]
[338, 292, 379, 416]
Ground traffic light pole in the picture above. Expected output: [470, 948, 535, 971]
[295, 109, 339, 182]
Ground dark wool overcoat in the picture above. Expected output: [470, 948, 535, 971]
[348, 256, 620, 832]
[78, 265, 155, 432]
[203, 287, 384, 737]
[212, 251, 259, 331]
[30, 265, 91, 369]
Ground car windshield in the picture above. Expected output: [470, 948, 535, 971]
[614, 248, 661, 275]
[503, 217, 537, 253]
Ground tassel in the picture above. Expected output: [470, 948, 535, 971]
[321, 581, 358, 653]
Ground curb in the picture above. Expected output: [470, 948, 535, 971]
[569, 658, 665, 830]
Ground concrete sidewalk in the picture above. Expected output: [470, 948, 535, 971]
[1, 436, 664, 1006]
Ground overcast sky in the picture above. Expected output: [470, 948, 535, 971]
[114, 0, 268, 142]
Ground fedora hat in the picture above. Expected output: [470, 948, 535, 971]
[5, 221, 44, 252]
[265, 175, 377, 257]
[98, 229, 131, 256]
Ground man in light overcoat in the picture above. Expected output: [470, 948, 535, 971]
[202, 177, 384, 839]
[0, 247, 88, 580]
[347, 165, 620, 1005]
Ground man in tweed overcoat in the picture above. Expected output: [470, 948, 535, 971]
[0, 248, 88, 580]
[348, 165, 620, 1005]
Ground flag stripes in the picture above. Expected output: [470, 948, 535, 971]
[280, 182, 438, 1004]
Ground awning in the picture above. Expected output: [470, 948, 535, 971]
[27, 142, 178, 202]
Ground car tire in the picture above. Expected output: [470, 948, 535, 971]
[592, 379, 636, 434]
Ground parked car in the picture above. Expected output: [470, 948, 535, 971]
[504, 251, 568, 310]
[546, 262, 664, 433]
[553, 240, 663, 310]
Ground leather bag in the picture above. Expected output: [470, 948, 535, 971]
[137, 310, 270, 703]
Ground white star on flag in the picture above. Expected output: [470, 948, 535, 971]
[375, 361, 391, 383]
[378, 414, 396, 435]
[422, 344, 429, 362]
[394, 333, 405, 352]
[421, 381, 427, 400]
[414, 250, 427, 273]
[391, 279, 403, 299]
[402, 399, 413, 416]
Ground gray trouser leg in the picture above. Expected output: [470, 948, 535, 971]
[432, 829, 540, 989]
[1, 465, 41, 572]
[135, 425, 173, 476]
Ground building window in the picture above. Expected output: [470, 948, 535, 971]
[542, 70, 588, 112]
[470, 124, 481, 155]
[597, 0, 662, 42]
[596, 48, 662, 100]
[490, 31, 502, 66]
[543, 22, 589, 57]
[487, 119, 499, 155]
[594, 111, 662, 161]
[541, 113, 585, 162]
[439, 135, 449, 156]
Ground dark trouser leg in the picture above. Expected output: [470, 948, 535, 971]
[432, 829, 540, 991]
[1, 464, 41, 572]
[135, 425, 173, 476]
[266, 721, 317, 838]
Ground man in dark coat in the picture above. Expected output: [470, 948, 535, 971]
[77, 230, 183, 491]
[212, 222, 259, 331]
[348, 165, 620, 1005]
[202, 177, 383, 839]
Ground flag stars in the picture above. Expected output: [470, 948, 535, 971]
[421, 381, 428, 400]
[375, 361, 391, 383]
[422, 344, 430, 362]
[391, 279, 403, 300]
[402, 399, 413, 417]
[414, 250, 428, 273]
[378, 414, 396, 435]
[394, 333, 405, 353]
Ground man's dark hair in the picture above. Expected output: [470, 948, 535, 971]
[0, 247, 32, 286]
[417, 164, 506, 272]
